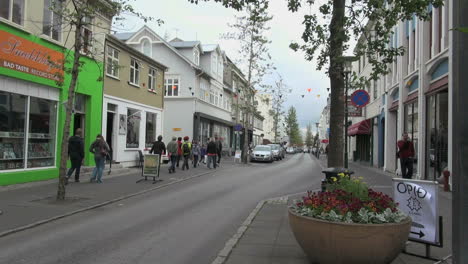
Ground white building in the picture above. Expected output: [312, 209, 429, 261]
[255, 93, 275, 142]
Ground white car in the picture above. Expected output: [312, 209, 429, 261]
[250, 145, 274, 162]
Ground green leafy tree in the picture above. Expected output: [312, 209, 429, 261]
[190, 0, 443, 167]
[286, 106, 302, 145]
[51, 0, 159, 200]
[305, 123, 314, 147]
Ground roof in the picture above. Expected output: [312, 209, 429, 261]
[114, 32, 134, 41]
[170, 41, 201, 49]
[202, 44, 218, 52]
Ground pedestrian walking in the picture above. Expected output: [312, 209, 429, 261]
[207, 137, 218, 169]
[216, 137, 223, 164]
[181, 136, 192, 170]
[200, 144, 207, 164]
[66, 128, 84, 184]
[166, 136, 178, 173]
[89, 134, 110, 183]
[192, 140, 200, 168]
[397, 133, 415, 179]
[150, 135, 166, 177]
[176, 137, 182, 168]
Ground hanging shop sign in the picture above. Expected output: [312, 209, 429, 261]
[348, 99, 363, 117]
[0, 30, 64, 81]
[393, 179, 440, 245]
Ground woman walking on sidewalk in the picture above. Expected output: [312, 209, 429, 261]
[89, 134, 110, 183]
[191, 140, 200, 168]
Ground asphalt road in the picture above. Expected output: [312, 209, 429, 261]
[0, 153, 323, 264]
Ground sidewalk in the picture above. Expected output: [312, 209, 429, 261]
[218, 154, 453, 264]
[0, 158, 237, 237]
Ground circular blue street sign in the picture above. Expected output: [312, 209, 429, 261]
[350, 89, 370, 108]
[234, 124, 243, 131]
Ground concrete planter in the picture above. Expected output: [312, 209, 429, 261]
[288, 209, 411, 264]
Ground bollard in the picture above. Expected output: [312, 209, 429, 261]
[443, 170, 450, 192]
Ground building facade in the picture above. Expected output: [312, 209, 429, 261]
[0, 1, 111, 185]
[347, 0, 451, 182]
[102, 35, 167, 167]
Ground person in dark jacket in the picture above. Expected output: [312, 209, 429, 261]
[166, 136, 178, 173]
[176, 137, 182, 168]
[216, 137, 223, 164]
[66, 128, 84, 183]
[89, 134, 110, 183]
[150, 135, 166, 155]
[207, 137, 218, 169]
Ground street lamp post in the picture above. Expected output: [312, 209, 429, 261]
[342, 56, 357, 169]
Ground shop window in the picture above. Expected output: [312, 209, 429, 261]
[0, 0, 25, 25]
[42, 0, 62, 41]
[0, 92, 26, 170]
[130, 58, 140, 86]
[106, 46, 119, 78]
[404, 101, 419, 174]
[126, 108, 140, 148]
[426, 92, 448, 180]
[148, 68, 157, 92]
[145, 112, 156, 148]
[165, 77, 179, 96]
[27, 97, 57, 168]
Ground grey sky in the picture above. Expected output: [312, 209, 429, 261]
[119, 0, 330, 133]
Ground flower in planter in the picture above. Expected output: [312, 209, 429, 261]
[291, 173, 407, 224]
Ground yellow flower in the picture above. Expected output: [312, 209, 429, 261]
[331, 177, 337, 182]
[337, 173, 345, 178]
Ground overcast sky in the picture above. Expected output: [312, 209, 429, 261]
[119, 0, 331, 134]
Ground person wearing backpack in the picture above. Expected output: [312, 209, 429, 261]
[181, 136, 192, 170]
[89, 134, 110, 183]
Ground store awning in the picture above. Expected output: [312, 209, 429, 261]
[348, 119, 371, 136]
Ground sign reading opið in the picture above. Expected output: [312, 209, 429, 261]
[393, 179, 439, 245]
[0, 30, 64, 81]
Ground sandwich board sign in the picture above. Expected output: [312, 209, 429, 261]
[137, 154, 162, 184]
[393, 179, 439, 245]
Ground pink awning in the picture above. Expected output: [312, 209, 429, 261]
[348, 119, 371, 136]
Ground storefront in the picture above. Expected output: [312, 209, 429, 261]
[425, 59, 449, 180]
[348, 119, 372, 162]
[404, 78, 419, 176]
[0, 24, 103, 185]
[195, 113, 232, 150]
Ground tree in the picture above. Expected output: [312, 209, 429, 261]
[268, 74, 289, 142]
[190, 0, 443, 168]
[305, 123, 313, 147]
[286, 106, 302, 145]
[51, 0, 159, 200]
[222, 0, 274, 163]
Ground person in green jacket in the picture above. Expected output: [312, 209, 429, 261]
[181, 136, 192, 171]
[166, 136, 178, 173]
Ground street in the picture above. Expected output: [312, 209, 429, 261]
[0, 153, 322, 264]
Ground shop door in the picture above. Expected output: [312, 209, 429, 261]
[73, 94, 86, 136]
[426, 91, 448, 180]
[73, 113, 85, 133]
[106, 112, 115, 158]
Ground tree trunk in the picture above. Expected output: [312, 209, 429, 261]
[57, 22, 83, 200]
[242, 111, 249, 164]
[327, 0, 346, 168]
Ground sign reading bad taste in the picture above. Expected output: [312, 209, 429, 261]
[0, 30, 64, 81]
[393, 179, 440, 245]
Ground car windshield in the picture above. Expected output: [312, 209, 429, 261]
[268, 145, 279, 150]
[254, 146, 271, 151]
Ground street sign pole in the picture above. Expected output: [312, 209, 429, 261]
[452, 0, 468, 262]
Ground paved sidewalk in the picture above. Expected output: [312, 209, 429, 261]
[219, 154, 453, 264]
[0, 159, 238, 237]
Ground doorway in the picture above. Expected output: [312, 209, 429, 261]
[106, 112, 114, 160]
[73, 113, 85, 133]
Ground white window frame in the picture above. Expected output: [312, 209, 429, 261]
[165, 76, 180, 97]
[193, 48, 200, 65]
[0, 0, 25, 25]
[129, 58, 140, 86]
[81, 16, 93, 54]
[148, 67, 157, 92]
[42, 0, 62, 41]
[106, 45, 119, 78]
[141, 38, 152, 57]
[212, 53, 218, 75]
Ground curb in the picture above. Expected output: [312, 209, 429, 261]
[211, 195, 289, 264]
[0, 167, 231, 238]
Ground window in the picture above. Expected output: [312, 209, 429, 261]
[81, 16, 93, 54]
[126, 108, 140, 148]
[165, 77, 179, 96]
[141, 39, 151, 57]
[106, 46, 119, 78]
[218, 59, 223, 78]
[199, 81, 208, 101]
[42, 0, 62, 41]
[404, 101, 419, 174]
[130, 58, 140, 85]
[0, 91, 58, 171]
[373, 80, 378, 100]
[193, 48, 200, 65]
[209, 91, 214, 104]
[212, 53, 218, 75]
[145, 112, 157, 148]
[148, 68, 157, 92]
[0, 0, 25, 25]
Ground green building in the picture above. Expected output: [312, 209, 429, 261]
[0, 2, 110, 185]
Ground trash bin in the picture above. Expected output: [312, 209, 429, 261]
[321, 167, 354, 192]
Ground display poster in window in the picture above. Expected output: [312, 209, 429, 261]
[0, 30, 64, 81]
[119, 114, 127, 135]
[143, 154, 160, 177]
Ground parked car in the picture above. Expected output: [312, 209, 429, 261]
[268, 144, 284, 160]
[286, 147, 295, 154]
[250, 145, 274, 162]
